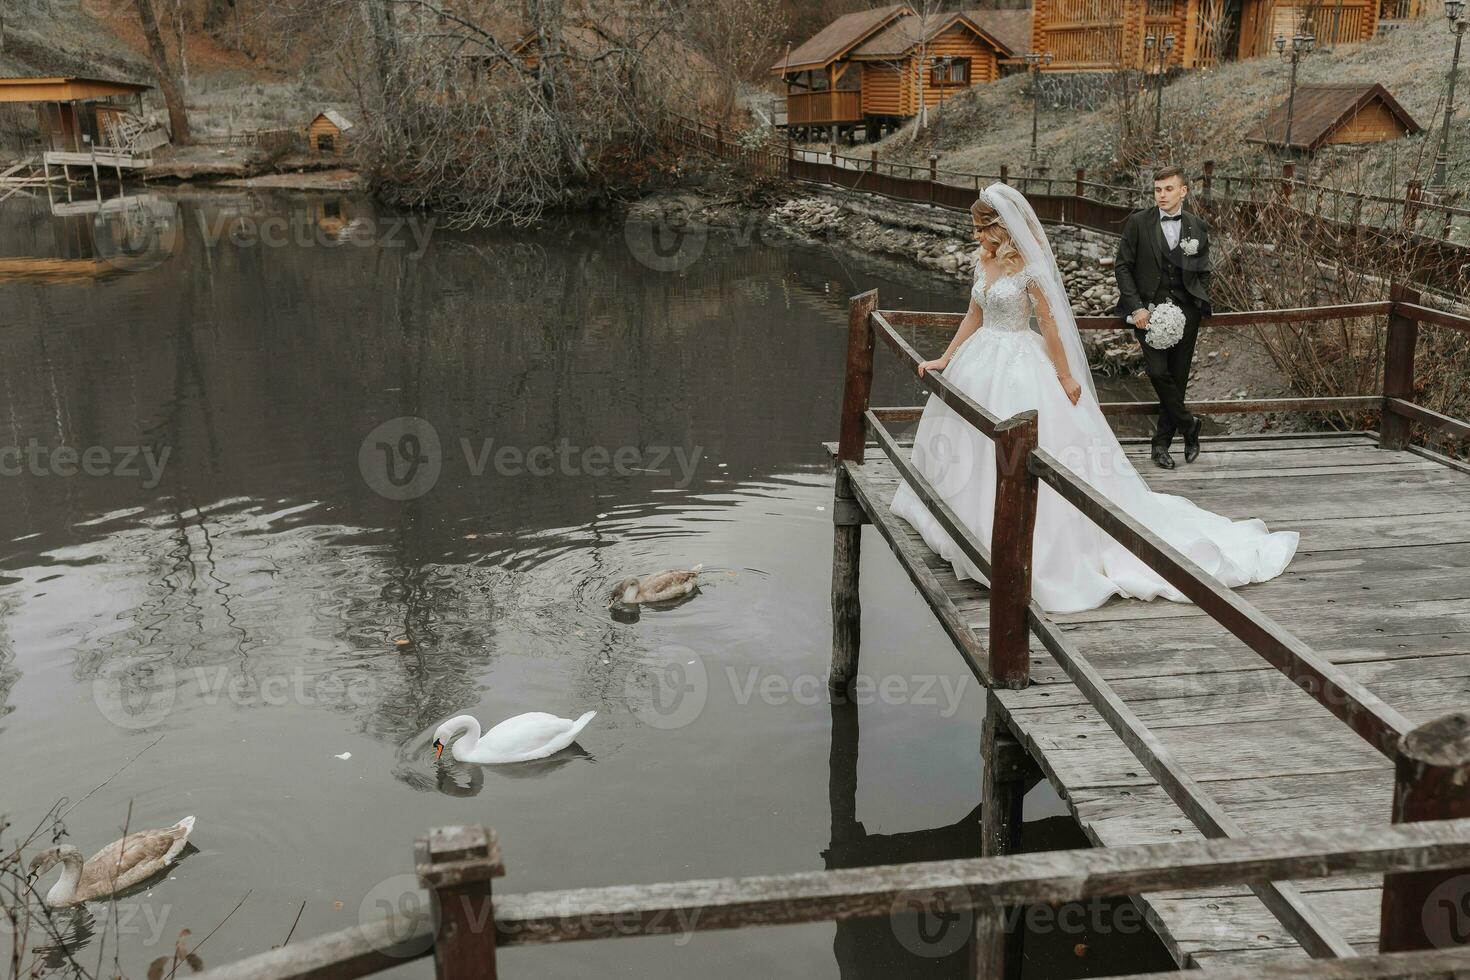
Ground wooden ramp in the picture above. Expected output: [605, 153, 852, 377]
[829, 429, 1470, 969]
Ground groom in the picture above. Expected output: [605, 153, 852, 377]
[1114, 165, 1212, 470]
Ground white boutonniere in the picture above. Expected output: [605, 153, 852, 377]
[1180, 237, 1200, 257]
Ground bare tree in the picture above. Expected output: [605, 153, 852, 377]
[134, 0, 192, 143]
[684, 0, 788, 121]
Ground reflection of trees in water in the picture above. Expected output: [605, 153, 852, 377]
[0, 596, 17, 731]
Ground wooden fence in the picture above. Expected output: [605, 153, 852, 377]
[656, 110, 1470, 255]
[191, 815, 1470, 980]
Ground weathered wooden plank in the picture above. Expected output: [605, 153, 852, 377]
[1109, 947, 1470, 978]
[1024, 715, 1389, 790]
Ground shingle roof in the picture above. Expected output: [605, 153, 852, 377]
[770, 4, 915, 73]
[848, 7, 1030, 59]
[1245, 83, 1421, 151]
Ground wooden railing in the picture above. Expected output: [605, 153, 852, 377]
[658, 110, 1470, 253]
[783, 90, 863, 125]
[188, 817, 1470, 980]
[835, 292, 1470, 968]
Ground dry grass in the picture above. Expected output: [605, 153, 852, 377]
[867, 16, 1467, 195]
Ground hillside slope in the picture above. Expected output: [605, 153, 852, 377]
[868, 16, 1465, 192]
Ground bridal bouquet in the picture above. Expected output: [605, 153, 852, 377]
[1144, 300, 1187, 350]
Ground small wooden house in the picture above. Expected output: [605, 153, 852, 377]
[771, 4, 1028, 140]
[1245, 82, 1422, 152]
[308, 110, 353, 154]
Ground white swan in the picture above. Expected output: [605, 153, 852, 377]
[433, 711, 596, 764]
[28, 816, 195, 907]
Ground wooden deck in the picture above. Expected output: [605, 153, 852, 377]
[829, 429, 1470, 969]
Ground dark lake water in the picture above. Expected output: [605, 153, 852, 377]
[0, 189, 1170, 978]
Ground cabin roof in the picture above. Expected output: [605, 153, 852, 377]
[848, 8, 1031, 60]
[770, 4, 915, 74]
[0, 75, 151, 103]
[1245, 83, 1421, 151]
[312, 109, 355, 132]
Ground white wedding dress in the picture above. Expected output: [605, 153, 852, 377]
[888, 263, 1300, 615]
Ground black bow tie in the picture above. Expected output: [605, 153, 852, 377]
[1161, 213, 1182, 222]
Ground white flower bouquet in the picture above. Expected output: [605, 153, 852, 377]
[1144, 300, 1187, 350]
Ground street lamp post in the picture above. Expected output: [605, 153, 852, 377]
[1025, 50, 1053, 165]
[1143, 32, 1176, 152]
[1273, 31, 1316, 153]
[1432, 0, 1468, 190]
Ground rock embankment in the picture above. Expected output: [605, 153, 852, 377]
[765, 192, 1139, 374]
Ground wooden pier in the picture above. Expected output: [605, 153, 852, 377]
[826, 288, 1470, 975]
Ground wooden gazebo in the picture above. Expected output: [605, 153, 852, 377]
[1245, 82, 1422, 152]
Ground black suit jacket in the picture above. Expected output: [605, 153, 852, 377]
[1113, 206, 1212, 321]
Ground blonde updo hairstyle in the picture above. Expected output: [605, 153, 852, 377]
[970, 196, 1023, 275]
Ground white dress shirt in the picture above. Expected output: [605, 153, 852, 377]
[1160, 205, 1184, 250]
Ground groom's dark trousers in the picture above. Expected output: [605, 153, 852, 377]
[1133, 285, 1202, 452]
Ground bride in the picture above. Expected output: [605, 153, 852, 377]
[888, 182, 1298, 615]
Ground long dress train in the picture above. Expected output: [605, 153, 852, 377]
[887, 265, 1298, 615]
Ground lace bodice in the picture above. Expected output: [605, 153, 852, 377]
[972, 266, 1036, 333]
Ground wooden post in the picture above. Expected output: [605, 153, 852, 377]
[1074, 167, 1085, 198]
[416, 826, 505, 980]
[830, 141, 837, 165]
[837, 290, 878, 464]
[1280, 161, 1295, 203]
[870, 149, 877, 172]
[1403, 180, 1424, 233]
[974, 695, 1042, 980]
[1202, 159, 1214, 196]
[830, 463, 864, 695]
[832, 290, 877, 694]
[929, 154, 938, 203]
[1379, 714, 1470, 953]
[1381, 283, 1419, 451]
[999, 164, 1008, 185]
[987, 412, 1039, 689]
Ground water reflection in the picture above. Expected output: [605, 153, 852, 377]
[0, 188, 1162, 978]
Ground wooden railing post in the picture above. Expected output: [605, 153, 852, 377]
[1379, 714, 1470, 953]
[1202, 159, 1214, 196]
[416, 826, 505, 980]
[831, 291, 877, 695]
[870, 149, 877, 172]
[999, 164, 1008, 185]
[975, 693, 1043, 979]
[1382, 283, 1419, 451]
[1280, 161, 1295, 203]
[987, 411, 1039, 689]
[1074, 167, 1085, 198]
[929, 154, 938, 202]
[838, 290, 878, 464]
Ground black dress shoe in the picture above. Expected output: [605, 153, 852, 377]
[1151, 448, 1176, 470]
[1184, 417, 1203, 464]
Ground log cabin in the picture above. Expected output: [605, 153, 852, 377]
[1028, 0, 1390, 73]
[771, 4, 1030, 142]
